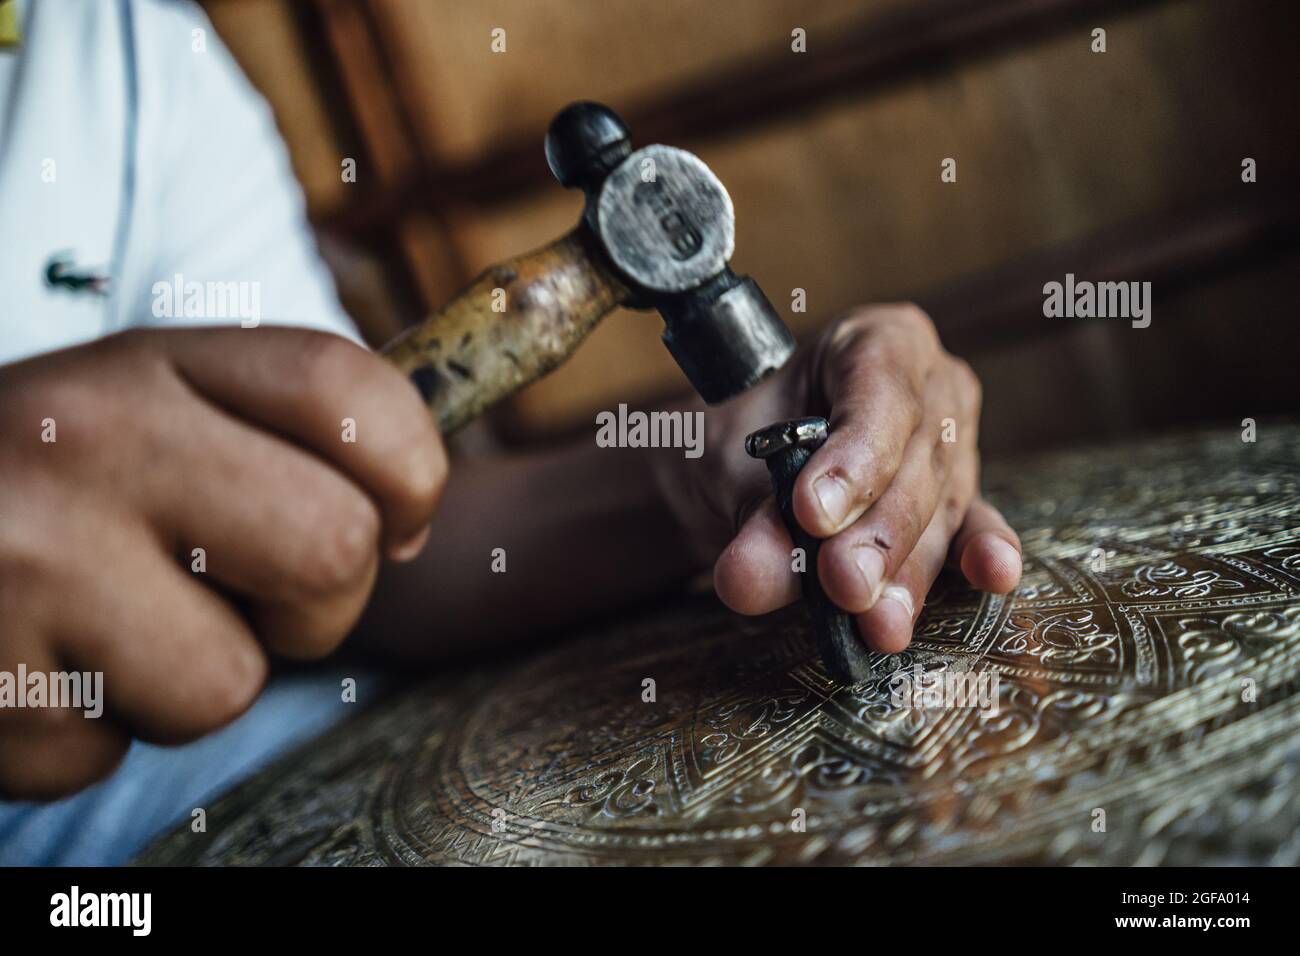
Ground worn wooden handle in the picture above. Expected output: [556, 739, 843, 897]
[381, 229, 626, 435]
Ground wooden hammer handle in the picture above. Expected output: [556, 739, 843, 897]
[381, 229, 625, 435]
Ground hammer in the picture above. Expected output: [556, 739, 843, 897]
[381, 101, 796, 434]
[380, 103, 863, 683]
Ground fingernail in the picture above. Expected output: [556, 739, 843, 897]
[881, 584, 915, 621]
[854, 546, 886, 606]
[813, 474, 850, 529]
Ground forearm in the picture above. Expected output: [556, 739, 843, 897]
[353, 435, 700, 662]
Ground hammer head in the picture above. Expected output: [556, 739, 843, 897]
[545, 102, 796, 404]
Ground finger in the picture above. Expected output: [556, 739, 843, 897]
[0, 625, 129, 799]
[713, 498, 801, 615]
[793, 304, 940, 537]
[53, 513, 269, 743]
[0, 719, 129, 801]
[854, 503, 957, 654]
[0, 628, 70, 732]
[159, 326, 446, 557]
[955, 496, 1022, 594]
[816, 367, 975, 612]
[140, 393, 382, 657]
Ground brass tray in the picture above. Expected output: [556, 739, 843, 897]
[138, 425, 1300, 865]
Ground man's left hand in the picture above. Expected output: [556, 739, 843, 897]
[657, 302, 1022, 654]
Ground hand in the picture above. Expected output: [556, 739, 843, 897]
[0, 327, 445, 798]
[659, 303, 1022, 654]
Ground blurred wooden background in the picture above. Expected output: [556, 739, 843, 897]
[201, 0, 1300, 454]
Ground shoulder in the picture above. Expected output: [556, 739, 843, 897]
[129, 1, 274, 145]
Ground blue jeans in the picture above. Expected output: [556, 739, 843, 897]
[0, 669, 377, 866]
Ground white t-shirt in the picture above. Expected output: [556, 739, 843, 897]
[0, 0, 357, 368]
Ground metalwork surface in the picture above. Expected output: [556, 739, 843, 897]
[138, 425, 1300, 865]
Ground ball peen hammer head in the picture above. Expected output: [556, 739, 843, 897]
[545, 102, 796, 405]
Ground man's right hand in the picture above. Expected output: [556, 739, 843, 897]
[0, 327, 446, 799]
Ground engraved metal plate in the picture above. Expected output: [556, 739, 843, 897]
[138, 426, 1300, 865]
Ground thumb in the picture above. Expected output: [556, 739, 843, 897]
[712, 497, 802, 615]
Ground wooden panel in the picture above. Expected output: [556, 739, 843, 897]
[325, 0, 1173, 239]
[205, 0, 448, 332]
[368, 0, 882, 163]
[445, 0, 1298, 433]
[971, 248, 1300, 453]
[208, 0, 1298, 450]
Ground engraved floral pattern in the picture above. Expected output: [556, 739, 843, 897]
[1122, 560, 1246, 599]
[994, 609, 1119, 665]
[138, 426, 1300, 866]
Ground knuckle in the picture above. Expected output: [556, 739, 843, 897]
[898, 376, 925, 429]
[823, 307, 885, 369]
[16, 376, 94, 435]
[835, 308, 878, 341]
[849, 429, 904, 496]
[285, 614, 354, 660]
[96, 329, 174, 386]
[22, 703, 85, 734]
[285, 629, 345, 661]
[13, 334, 166, 439]
[949, 355, 982, 413]
[94, 326, 152, 358]
[303, 494, 381, 592]
[63, 617, 114, 664]
[930, 428, 953, 473]
[869, 361, 923, 432]
[394, 426, 447, 517]
[296, 331, 366, 399]
[896, 301, 927, 322]
[894, 301, 938, 340]
[195, 643, 268, 728]
[942, 491, 967, 528]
